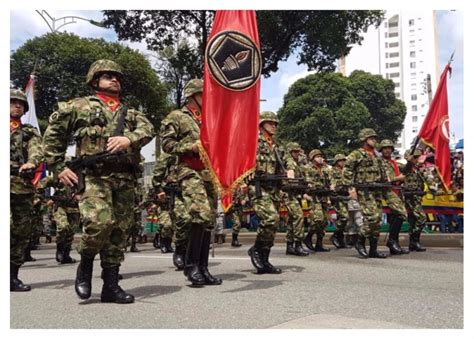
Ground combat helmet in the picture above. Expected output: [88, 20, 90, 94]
[378, 139, 394, 151]
[287, 142, 301, 152]
[333, 154, 347, 163]
[404, 149, 422, 160]
[259, 111, 279, 126]
[184, 79, 203, 98]
[308, 149, 323, 161]
[86, 59, 123, 85]
[358, 128, 378, 142]
[10, 88, 29, 112]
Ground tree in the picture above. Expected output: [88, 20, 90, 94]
[102, 10, 384, 77]
[277, 71, 407, 157]
[10, 32, 169, 133]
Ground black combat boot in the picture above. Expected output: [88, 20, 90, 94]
[294, 241, 309, 256]
[386, 237, 403, 255]
[130, 235, 140, 253]
[303, 231, 316, 251]
[10, 263, 31, 292]
[56, 242, 65, 263]
[315, 234, 330, 252]
[338, 230, 348, 248]
[387, 216, 406, 255]
[60, 244, 77, 264]
[345, 234, 355, 248]
[165, 237, 175, 253]
[368, 236, 388, 258]
[286, 241, 296, 255]
[355, 234, 369, 258]
[45, 235, 52, 243]
[184, 225, 205, 285]
[100, 266, 134, 304]
[153, 232, 160, 249]
[261, 247, 282, 274]
[330, 230, 342, 248]
[409, 230, 426, 252]
[231, 233, 242, 247]
[173, 244, 186, 270]
[24, 245, 36, 262]
[248, 240, 266, 274]
[75, 254, 95, 300]
[199, 231, 222, 285]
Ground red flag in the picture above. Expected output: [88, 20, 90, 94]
[200, 10, 261, 211]
[417, 64, 452, 191]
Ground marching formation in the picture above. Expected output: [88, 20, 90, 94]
[11, 59, 439, 303]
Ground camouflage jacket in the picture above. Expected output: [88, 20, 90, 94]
[152, 151, 178, 193]
[160, 106, 212, 182]
[343, 148, 386, 186]
[10, 123, 43, 194]
[401, 164, 426, 191]
[329, 166, 345, 188]
[43, 95, 154, 180]
[306, 164, 331, 189]
[380, 157, 402, 183]
[255, 133, 296, 176]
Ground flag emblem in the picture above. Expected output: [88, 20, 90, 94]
[206, 30, 261, 91]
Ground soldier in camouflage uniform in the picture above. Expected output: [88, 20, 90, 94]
[329, 154, 350, 249]
[128, 183, 144, 253]
[304, 149, 331, 252]
[402, 149, 428, 252]
[10, 88, 43, 292]
[43, 60, 154, 303]
[227, 186, 248, 247]
[284, 142, 309, 256]
[160, 79, 221, 285]
[343, 128, 388, 259]
[378, 139, 409, 255]
[247, 111, 297, 274]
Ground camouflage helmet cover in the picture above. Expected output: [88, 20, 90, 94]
[184, 79, 203, 98]
[86, 59, 123, 85]
[378, 139, 394, 151]
[308, 149, 323, 160]
[10, 88, 29, 112]
[334, 154, 347, 162]
[358, 128, 378, 142]
[259, 111, 279, 126]
[287, 142, 302, 152]
[404, 149, 422, 159]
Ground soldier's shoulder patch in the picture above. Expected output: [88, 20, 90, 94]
[49, 111, 60, 123]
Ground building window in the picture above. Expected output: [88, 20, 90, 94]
[389, 42, 399, 48]
[412, 105, 418, 112]
[412, 116, 418, 122]
[394, 83, 400, 88]
[410, 51, 416, 57]
[389, 32, 399, 38]
[409, 19, 415, 26]
[412, 128, 418, 133]
[389, 52, 399, 58]
[411, 94, 417, 100]
[410, 62, 416, 68]
[389, 22, 398, 28]
[409, 40, 415, 47]
[409, 29, 415, 34]
[384, 22, 388, 28]
[395, 93, 400, 98]
[390, 72, 400, 78]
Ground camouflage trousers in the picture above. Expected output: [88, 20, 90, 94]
[346, 199, 363, 235]
[404, 196, 426, 234]
[308, 200, 328, 236]
[250, 187, 280, 249]
[170, 196, 191, 252]
[10, 193, 34, 266]
[229, 209, 242, 235]
[284, 196, 304, 242]
[180, 172, 217, 232]
[333, 200, 349, 233]
[53, 206, 80, 246]
[159, 209, 174, 239]
[77, 175, 134, 268]
[357, 190, 383, 238]
[128, 208, 143, 238]
[384, 190, 408, 219]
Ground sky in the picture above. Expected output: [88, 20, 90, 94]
[9, 9, 464, 162]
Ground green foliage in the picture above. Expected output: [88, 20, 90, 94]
[10, 32, 170, 132]
[277, 71, 407, 157]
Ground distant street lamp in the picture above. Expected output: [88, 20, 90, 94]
[36, 10, 107, 33]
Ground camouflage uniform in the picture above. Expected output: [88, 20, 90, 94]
[248, 111, 296, 274]
[402, 149, 428, 252]
[43, 60, 154, 302]
[378, 139, 409, 255]
[160, 79, 220, 285]
[344, 128, 388, 258]
[228, 188, 247, 247]
[152, 151, 187, 265]
[128, 181, 144, 253]
[283, 142, 308, 256]
[304, 149, 331, 252]
[328, 154, 350, 248]
[10, 88, 43, 291]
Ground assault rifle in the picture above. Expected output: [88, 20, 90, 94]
[146, 184, 182, 211]
[250, 174, 290, 198]
[10, 164, 37, 179]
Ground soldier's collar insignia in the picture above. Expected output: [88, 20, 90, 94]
[206, 30, 262, 91]
[10, 117, 21, 131]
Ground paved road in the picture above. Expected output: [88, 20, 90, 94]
[11, 243, 463, 329]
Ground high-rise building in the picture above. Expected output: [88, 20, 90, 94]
[343, 10, 439, 151]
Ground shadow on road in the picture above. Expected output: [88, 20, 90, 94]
[128, 284, 183, 300]
[223, 279, 283, 293]
[214, 273, 247, 281]
[31, 279, 75, 289]
[108, 270, 166, 280]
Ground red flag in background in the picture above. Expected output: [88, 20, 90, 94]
[200, 10, 262, 211]
[417, 64, 452, 191]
